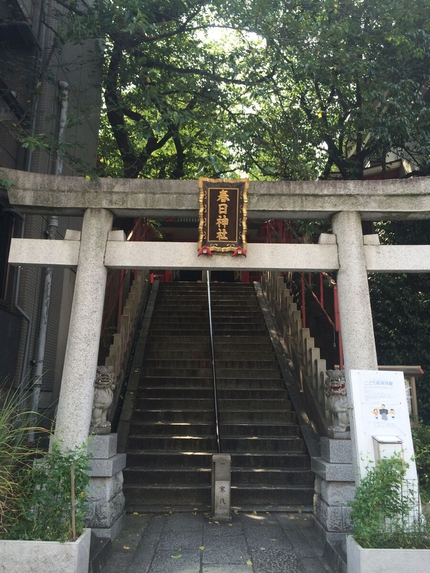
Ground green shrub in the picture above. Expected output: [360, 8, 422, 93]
[6, 442, 90, 542]
[0, 382, 90, 542]
[412, 423, 430, 502]
[350, 455, 430, 549]
[0, 382, 47, 535]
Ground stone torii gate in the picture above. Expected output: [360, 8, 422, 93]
[5, 169, 430, 475]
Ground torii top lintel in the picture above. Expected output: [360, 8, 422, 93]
[3, 168, 429, 220]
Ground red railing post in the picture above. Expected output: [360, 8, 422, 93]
[333, 285, 344, 369]
[117, 270, 124, 328]
[300, 272, 306, 328]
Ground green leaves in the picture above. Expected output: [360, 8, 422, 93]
[350, 455, 430, 549]
[0, 382, 50, 538]
[16, 0, 428, 180]
[3, 441, 90, 542]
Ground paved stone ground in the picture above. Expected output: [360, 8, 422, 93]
[101, 511, 334, 573]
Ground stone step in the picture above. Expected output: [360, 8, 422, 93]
[230, 452, 311, 470]
[128, 421, 300, 438]
[140, 368, 282, 378]
[217, 369, 282, 379]
[124, 467, 211, 485]
[124, 483, 314, 510]
[218, 389, 288, 400]
[232, 468, 315, 487]
[138, 388, 290, 401]
[216, 334, 273, 342]
[217, 378, 288, 390]
[151, 313, 264, 322]
[138, 388, 214, 399]
[143, 350, 210, 360]
[231, 485, 314, 506]
[142, 359, 282, 370]
[139, 377, 213, 388]
[157, 292, 258, 308]
[142, 358, 212, 369]
[124, 484, 211, 508]
[144, 349, 275, 360]
[221, 423, 300, 437]
[218, 399, 292, 411]
[222, 437, 304, 453]
[127, 435, 218, 451]
[129, 422, 215, 436]
[153, 307, 262, 315]
[144, 337, 272, 349]
[138, 377, 287, 390]
[214, 349, 276, 358]
[141, 368, 213, 377]
[158, 287, 256, 294]
[125, 451, 310, 470]
[132, 409, 214, 423]
[148, 328, 211, 335]
[136, 398, 214, 410]
[213, 326, 268, 333]
[144, 337, 211, 347]
[126, 451, 213, 469]
[148, 326, 267, 335]
[123, 467, 314, 487]
[133, 407, 296, 425]
[136, 398, 294, 414]
[127, 435, 303, 454]
[219, 410, 297, 423]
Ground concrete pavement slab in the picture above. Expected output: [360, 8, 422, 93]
[148, 550, 201, 573]
[250, 547, 302, 573]
[202, 536, 250, 564]
[100, 510, 335, 573]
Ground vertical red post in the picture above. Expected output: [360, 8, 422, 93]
[102, 273, 114, 333]
[300, 272, 306, 328]
[333, 285, 344, 369]
[117, 269, 124, 328]
[319, 273, 324, 308]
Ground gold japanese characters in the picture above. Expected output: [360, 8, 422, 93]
[198, 178, 248, 256]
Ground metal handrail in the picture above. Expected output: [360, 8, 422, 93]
[206, 270, 221, 453]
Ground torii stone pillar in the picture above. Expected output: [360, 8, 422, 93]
[54, 208, 113, 450]
[332, 211, 378, 371]
[331, 211, 378, 483]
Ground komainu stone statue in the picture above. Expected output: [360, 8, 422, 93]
[324, 369, 349, 433]
[91, 366, 116, 434]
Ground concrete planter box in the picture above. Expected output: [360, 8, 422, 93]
[0, 528, 91, 573]
[347, 535, 430, 573]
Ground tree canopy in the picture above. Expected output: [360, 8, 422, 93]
[237, 0, 430, 180]
[51, 0, 430, 180]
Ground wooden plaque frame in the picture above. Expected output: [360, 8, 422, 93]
[198, 178, 248, 253]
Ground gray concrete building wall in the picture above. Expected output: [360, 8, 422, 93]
[0, 0, 101, 408]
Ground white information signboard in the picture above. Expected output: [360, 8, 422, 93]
[349, 369, 418, 485]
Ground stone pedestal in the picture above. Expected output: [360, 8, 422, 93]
[212, 454, 232, 521]
[86, 434, 126, 540]
[312, 438, 355, 546]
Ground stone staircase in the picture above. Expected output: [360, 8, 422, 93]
[123, 282, 314, 510]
